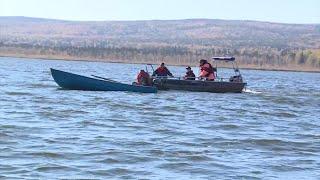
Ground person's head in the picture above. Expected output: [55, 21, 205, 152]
[199, 59, 207, 66]
[140, 69, 145, 73]
[160, 62, 165, 67]
[186, 66, 192, 71]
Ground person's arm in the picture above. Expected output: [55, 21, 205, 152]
[199, 70, 209, 77]
[152, 69, 157, 76]
[136, 74, 142, 84]
[183, 73, 187, 80]
[166, 68, 173, 77]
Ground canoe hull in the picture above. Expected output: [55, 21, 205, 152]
[50, 68, 157, 93]
[154, 79, 246, 93]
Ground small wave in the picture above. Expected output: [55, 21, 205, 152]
[220, 124, 240, 130]
[157, 162, 191, 170]
[273, 112, 298, 118]
[102, 168, 134, 175]
[185, 154, 212, 162]
[5, 91, 33, 96]
[0, 132, 11, 138]
[28, 83, 57, 88]
[27, 152, 65, 158]
[240, 138, 310, 151]
[97, 158, 120, 164]
[35, 164, 77, 172]
[270, 164, 306, 172]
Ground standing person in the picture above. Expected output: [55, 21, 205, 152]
[184, 66, 196, 80]
[152, 63, 173, 78]
[199, 59, 215, 81]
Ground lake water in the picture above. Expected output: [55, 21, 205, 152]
[0, 57, 319, 179]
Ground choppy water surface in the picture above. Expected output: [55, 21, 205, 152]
[0, 57, 319, 179]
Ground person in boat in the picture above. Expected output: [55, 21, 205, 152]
[152, 63, 173, 78]
[184, 66, 196, 80]
[136, 69, 151, 86]
[199, 59, 215, 81]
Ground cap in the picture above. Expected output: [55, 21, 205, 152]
[199, 59, 207, 63]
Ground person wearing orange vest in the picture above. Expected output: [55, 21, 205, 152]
[199, 59, 215, 81]
[136, 70, 151, 86]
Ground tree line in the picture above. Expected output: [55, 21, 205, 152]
[1, 40, 319, 71]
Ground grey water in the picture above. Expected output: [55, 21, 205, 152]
[0, 57, 319, 179]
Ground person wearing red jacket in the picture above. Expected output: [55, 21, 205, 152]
[199, 59, 215, 81]
[152, 63, 173, 78]
[136, 70, 151, 86]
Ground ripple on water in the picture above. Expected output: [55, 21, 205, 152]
[26, 152, 66, 159]
[5, 91, 34, 96]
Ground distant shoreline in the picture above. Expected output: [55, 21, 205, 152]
[2, 16, 320, 74]
[1, 54, 319, 73]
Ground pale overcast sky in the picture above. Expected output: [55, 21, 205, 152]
[0, 0, 319, 23]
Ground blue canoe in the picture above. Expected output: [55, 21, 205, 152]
[50, 68, 157, 93]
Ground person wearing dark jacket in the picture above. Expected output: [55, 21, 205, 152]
[184, 66, 196, 80]
[152, 63, 173, 77]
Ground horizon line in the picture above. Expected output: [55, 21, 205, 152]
[1, 16, 319, 25]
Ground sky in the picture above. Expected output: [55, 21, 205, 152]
[0, 0, 319, 24]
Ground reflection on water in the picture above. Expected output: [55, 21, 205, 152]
[0, 57, 319, 179]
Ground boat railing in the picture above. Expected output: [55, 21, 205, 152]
[152, 76, 233, 82]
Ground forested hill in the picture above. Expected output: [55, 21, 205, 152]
[1, 16, 320, 71]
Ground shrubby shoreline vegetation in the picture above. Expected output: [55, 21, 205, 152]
[1, 17, 319, 72]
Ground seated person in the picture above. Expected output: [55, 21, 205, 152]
[229, 75, 243, 82]
[184, 66, 196, 80]
[136, 70, 151, 86]
[199, 59, 215, 81]
[152, 62, 173, 78]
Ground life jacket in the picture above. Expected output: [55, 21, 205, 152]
[200, 63, 215, 80]
[154, 67, 172, 77]
[137, 71, 150, 85]
[201, 63, 214, 75]
[157, 67, 166, 73]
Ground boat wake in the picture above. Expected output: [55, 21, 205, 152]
[243, 88, 262, 94]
